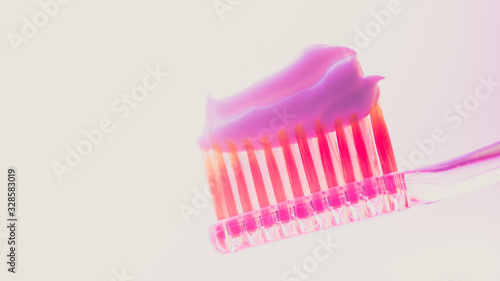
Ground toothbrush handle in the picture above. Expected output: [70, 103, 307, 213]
[404, 141, 500, 204]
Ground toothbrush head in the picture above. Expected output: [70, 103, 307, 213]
[199, 46, 408, 253]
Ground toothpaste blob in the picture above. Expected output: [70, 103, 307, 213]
[199, 45, 383, 151]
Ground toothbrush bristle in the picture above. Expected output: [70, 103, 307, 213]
[315, 120, 338, 189]
[212, 145, 238, 218]
[227, 141, 253, 213]
[278, 130, 304, 198]
[204, 103, 408, 253]
[370, 103, 398, 174]
[334, 119, 356, 183]
[350, 114, 374, 179]
[261, 137, 287, 202]
[295, 124, 322, 194]
[244, 140, 270, 208]
[202, 151, 227, 220]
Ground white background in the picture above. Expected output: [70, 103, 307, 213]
[1, 1, 500, 281]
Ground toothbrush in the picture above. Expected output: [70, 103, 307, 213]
[199, 45, 500, 253]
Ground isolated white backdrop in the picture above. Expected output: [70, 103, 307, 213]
[1, 1, 500, 281]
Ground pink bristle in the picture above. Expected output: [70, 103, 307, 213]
[202, 150, 228, 220]
[212, 145, 239, 217]
[227, 141, 253, 213]
[261, 137, 287, 202]
[244, 140, 270, 208]
[334, 119, 356, 184]
[295, 125, 322, 194]
[350, 114, 374, 179]
[278, 130, 304, 198]
[315, 120, 338, 189]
